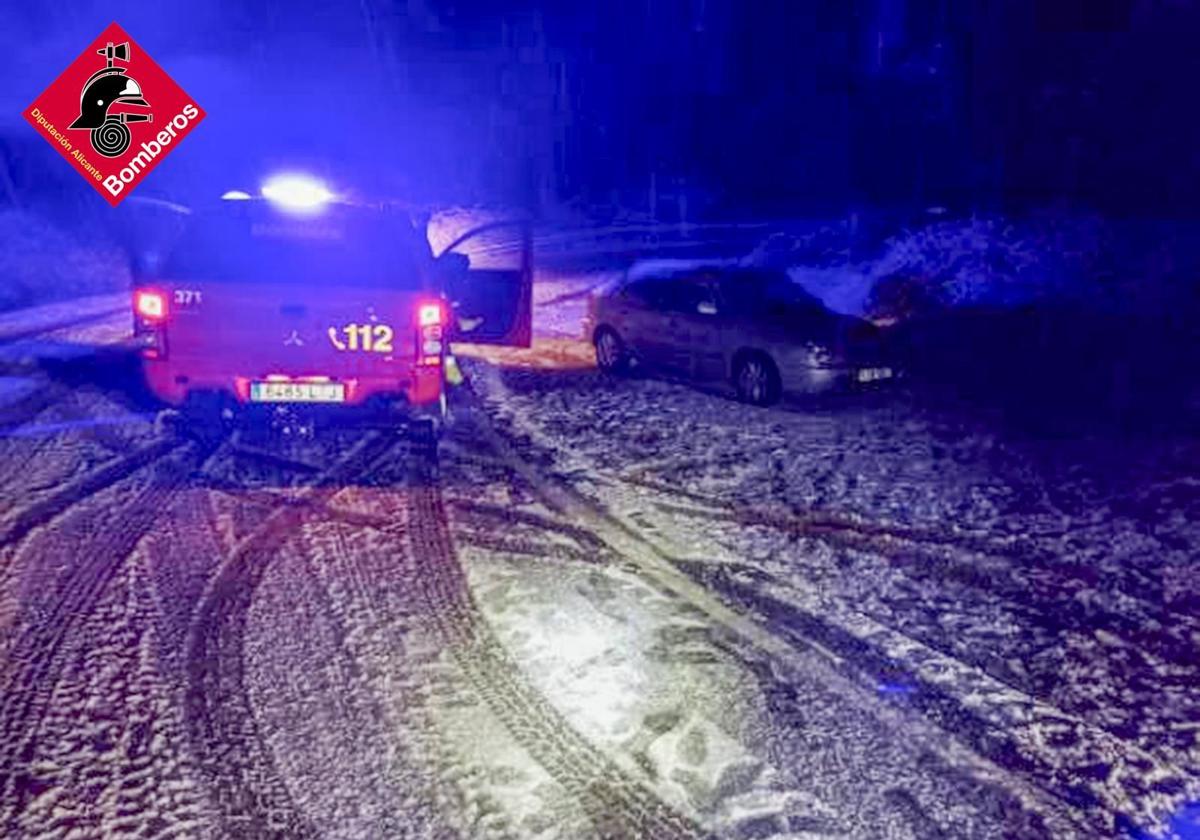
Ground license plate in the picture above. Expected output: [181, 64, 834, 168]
[856, 367, 893, 383]
[250, 381, 346, 403]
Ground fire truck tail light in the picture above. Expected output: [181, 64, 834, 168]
[135, 289, 167, 321]
[418, 302, 443, 327]
[416, 300, 445, 365]
[133, 289, 168, 359]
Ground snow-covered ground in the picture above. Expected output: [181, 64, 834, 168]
[0, 212, 129, 312]
[0, 229, 1197, 839]
[457, 275, 1200, 839]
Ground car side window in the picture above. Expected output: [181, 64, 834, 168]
[692, 275, 721, 313]
[620, 276, 663, 306]
[716, 275, 762, 317]
[719, 271, 822, 319]
[657, 278, 708, 314]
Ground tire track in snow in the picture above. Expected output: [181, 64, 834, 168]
[676, 557, 1188, 834]
[0, 440, 214, 832]
[617, 471, 1200, 731]
[642, 492, 1200, 665]
[480, 410, 1190, 835]
[0, 374, 163, 526]
[8, 548, 216, 839]
[0, 437, 183, 549]
[182, 433, 395, 840]
[276, 516, 466, 839]
[628, 468, 1181, 612]
[0, 410, 97, 504]
[0, 387, 60, 435]
[459, 371, 1092, 838]
[443, 413, 1095, 833]
[402, 478, 709, 840]
[455, 530, 604, 567]
[447, 496, 613, 556]
[632, 482, 1200, 799]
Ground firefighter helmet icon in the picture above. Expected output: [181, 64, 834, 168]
[68, 41, 152, 157]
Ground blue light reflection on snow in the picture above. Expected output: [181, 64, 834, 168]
[875, 681, 917, 697]
[1, 413, 156, 439]
[1121, 801, 1200, 840]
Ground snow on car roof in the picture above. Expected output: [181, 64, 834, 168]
[625, 257, 740, 282]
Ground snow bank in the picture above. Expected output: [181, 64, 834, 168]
[626, 257, 739, 281]
[736, 214, 1124, 321]
[0, 211, 129, 312]
[863, 214, 1111, 319]
[741, 223, 853, 271]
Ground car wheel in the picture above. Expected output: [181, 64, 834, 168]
[594, 326, 630, 374]
[734, 353, 782, 406]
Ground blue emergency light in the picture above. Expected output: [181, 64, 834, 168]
[260, 174, 335, 214]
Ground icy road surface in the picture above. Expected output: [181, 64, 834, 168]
[0, 279, 1196, 840]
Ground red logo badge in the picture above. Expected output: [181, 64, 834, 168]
[23, 22, 205, 206]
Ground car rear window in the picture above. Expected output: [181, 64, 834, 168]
[657, 279, 710, 313]
[161, 208, 428, 288]
[622, 274, 708, 309]
[620, 276, 670, 305]
[719, 270, 825, 314]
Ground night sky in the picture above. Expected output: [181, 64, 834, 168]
[6, 1, 1200, 216]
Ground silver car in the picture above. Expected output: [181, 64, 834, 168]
[586, 262, 895, 405]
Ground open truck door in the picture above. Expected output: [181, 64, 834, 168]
[436, 219, 533, 348]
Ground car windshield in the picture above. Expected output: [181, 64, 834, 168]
[161, 207, 427, 287]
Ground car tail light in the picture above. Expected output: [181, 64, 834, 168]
[416, 300, 444, 365]
[135, 289, 167, 321]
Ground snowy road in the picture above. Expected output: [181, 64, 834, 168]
[0, 279, 1196, 839]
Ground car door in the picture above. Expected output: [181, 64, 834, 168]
[435, 219, 533, 347]
[709, 270, 782, 378]
[688, 275, 729, 382]
[611, 274, 676, 369]
[650, 277, 709, 377]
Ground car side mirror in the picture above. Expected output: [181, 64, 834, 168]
[697, 301, 718, 316]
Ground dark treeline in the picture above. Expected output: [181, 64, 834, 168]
[387, 0, 1200, 218]
[6, 0, 1200, 217]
